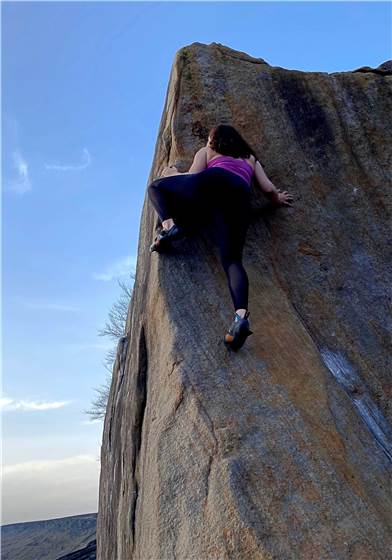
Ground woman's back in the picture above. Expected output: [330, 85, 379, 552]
[206, 148, 255, 186]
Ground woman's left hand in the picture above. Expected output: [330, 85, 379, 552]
[276, 190, 295, 207]
[160, 165, 179, 177]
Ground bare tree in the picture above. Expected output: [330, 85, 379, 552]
[84, 273, 135, 422]
[98, 277, 134, 340]
[84, 373, 113, 421]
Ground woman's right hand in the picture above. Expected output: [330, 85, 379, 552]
[160, 165, 179, 178]
[276, 190, 294, 207]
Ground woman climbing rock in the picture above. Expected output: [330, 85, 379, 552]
[147, 124, 294, 351]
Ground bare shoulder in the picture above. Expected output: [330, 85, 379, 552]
[192, 146, 208, 160]
[196, 146, 208, 158]
[206, 144, 219, 163]
[246, 154, 257, 170]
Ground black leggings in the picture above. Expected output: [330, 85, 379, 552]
[148, 167, 251, 311]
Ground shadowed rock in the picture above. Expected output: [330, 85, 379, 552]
[97, 42, 392, 560]
[56, 539, 96, 560]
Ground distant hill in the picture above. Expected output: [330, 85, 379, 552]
[56, 539, 96, 560]
[1, 512, 96, 560]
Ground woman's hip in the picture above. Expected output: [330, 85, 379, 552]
[148, 173, 204, 200]
[200, 167, 251, 194]
[199, 168, 251, 210]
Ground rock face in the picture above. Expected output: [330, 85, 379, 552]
[97, 42, 392, 559]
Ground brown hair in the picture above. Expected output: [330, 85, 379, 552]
[208, 124, 258, 160]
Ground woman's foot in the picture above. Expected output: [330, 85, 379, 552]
[224, 310, 253, 351]
[149, 223, 185, 253]
[162, 218, 175, 230]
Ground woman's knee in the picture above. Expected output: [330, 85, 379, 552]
[149, 173, 170, 186]
[220, 254, 244, 273]
[148, 178, 161, 190]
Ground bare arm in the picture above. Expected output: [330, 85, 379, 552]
[161, 147, 207, 177]
[253, 158, 281, 203]
[187, 146, 208, 173]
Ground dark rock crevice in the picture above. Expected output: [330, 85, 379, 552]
[130, 325, 149, 553]
[107, 335, 129, 453]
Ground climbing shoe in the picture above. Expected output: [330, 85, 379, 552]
[149, 223, 185, 253]
[224, 310, 253, 351]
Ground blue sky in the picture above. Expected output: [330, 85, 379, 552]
[2, 1, 391, 525]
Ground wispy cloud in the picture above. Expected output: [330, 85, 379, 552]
[7, 150, 32, 194]
[1, 397, 72, 412]
[45, 148, 91, 171]
[15, 298, 79, 312]
[3, 115, 32, 195]
[3, 455, 98, 476]
[93, 255, 137, 281]
[81, 419, 102, 425]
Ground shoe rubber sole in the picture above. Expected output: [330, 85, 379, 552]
[224, 319, 253, 351]
[149, 224, 184, 253]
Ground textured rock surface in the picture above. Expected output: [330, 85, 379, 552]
[97, 42, 392, 559]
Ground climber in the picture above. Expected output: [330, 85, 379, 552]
[147, 124, 294, 351]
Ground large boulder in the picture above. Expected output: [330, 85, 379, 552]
[97, 42, 392, 559]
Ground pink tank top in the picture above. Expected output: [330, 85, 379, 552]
[206, 155, 254, 185]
